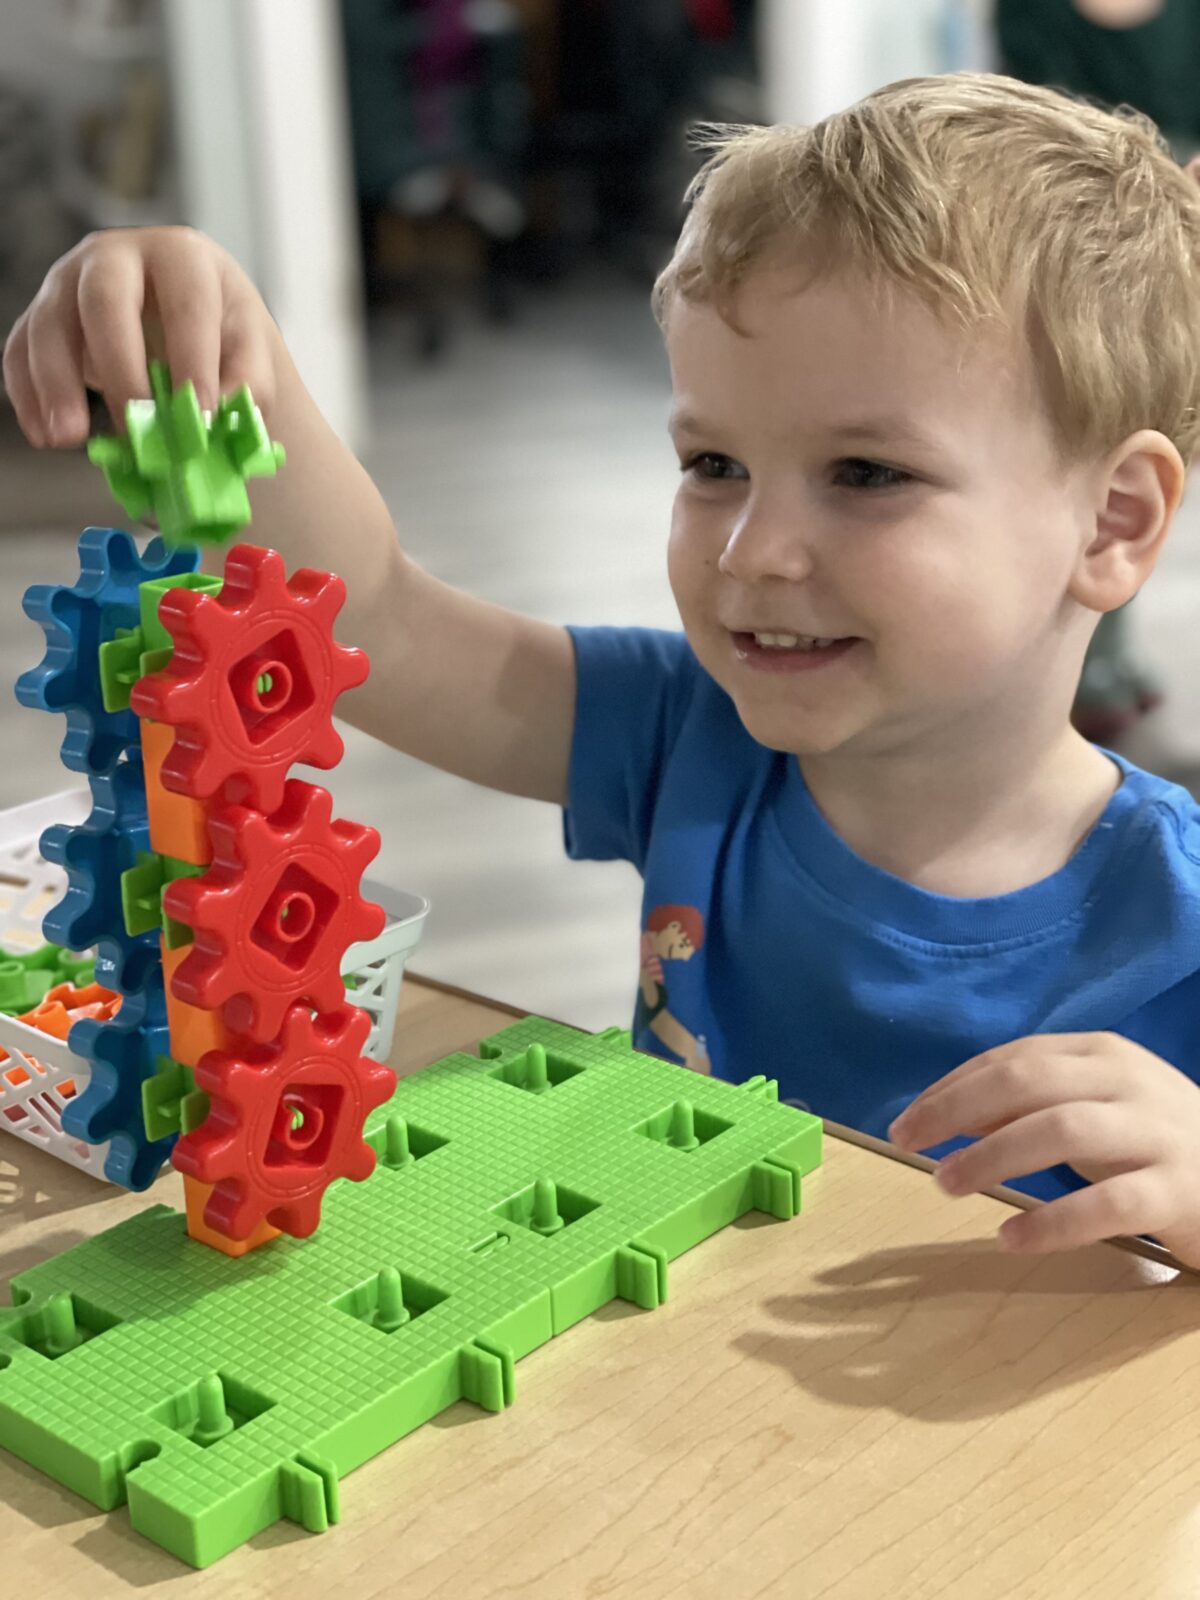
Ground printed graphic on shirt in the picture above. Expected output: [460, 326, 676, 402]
[636, 903, 709, 1073]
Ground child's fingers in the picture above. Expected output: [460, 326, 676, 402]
[998, 1169, 1170, 1255]
[77, 244, 151, 431]
[889, 1035, 1119, 1149]
[218, 305, 277, 414]
[147, 234, 224, 410]
[933, 1101, 1146, 1198]
[25, 287, 88, 446]
[2, 317, 46, 447]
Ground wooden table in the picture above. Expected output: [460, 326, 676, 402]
[4, 976, 1200, 1599]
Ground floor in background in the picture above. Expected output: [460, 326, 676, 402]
[1, 271, 1199, 1032]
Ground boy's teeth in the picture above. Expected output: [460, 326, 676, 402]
[754, 632, 836, 651]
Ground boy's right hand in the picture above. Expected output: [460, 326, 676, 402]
[3, 226, 279, 449]
[3, 228, 576, 807]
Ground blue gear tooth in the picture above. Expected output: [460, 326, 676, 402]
[40, 755, 160, 991]
[100, 1126, 177, 1193]
[16, 527, 199, 776]
[64, 978, 176, 1192]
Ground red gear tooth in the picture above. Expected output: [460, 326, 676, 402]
[172, 1004, 393, 1241]
[162, 779, 385, 1043]
[129, 542, 369, 813]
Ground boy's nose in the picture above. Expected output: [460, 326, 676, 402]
[718, 501, 815, 584]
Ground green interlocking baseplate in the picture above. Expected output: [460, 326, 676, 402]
[0, 1017, 822, 1569]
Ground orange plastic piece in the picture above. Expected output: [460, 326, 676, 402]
[183, 1173, 280, 1256]
[140, 717, 212, 866]
[161, 941, 234, 1068]
[0, 983, 122, 1082]
[18, 982, 123, 1041]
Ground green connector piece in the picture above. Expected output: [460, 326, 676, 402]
[97, 627, 144, 714]
[529, 1177, 566, 1236]
[191, 1375, 235, 1447]
[142, 1057, 197, 1144]
[139, 571, 225, 654]
[98, 572, 225, 712]
[180, 1085, 212, 1136]
[120, 852, 167, 939]
[87, 361, 285, 547]
[382, 1113, 414, 1169]
[371, 1268, 411, 1333]
[120, 852, 205, 943]
[0, 1017, 821, 1569]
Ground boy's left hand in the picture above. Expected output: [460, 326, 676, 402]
[887, 1034, 1200, 1268]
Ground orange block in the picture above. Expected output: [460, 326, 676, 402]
[162, 940, 234, 1068]
[0, 983, 122, 1081]
[183, 1173, 280, 1256]
[140, 718, 212, 866]
[19, 982, 122, 1040]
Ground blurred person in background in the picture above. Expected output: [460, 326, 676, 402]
[997, 0, 1200, 743]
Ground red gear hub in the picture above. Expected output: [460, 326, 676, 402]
[130, 543, 368, 813]
[172, 1004, 395, 1239]
[163, 778, 385, 1042]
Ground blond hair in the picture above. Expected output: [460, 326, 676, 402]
[654, 73, 1200, 463]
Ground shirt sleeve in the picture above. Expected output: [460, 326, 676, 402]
[563, 625, 700, 872]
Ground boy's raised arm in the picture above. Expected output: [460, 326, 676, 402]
[3, 226, 575, 806]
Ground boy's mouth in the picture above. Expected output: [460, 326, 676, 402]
[730, 631, 860, 671]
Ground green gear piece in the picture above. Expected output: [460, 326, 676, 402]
[0, 959, 53, 1014]
[0, 943, 94, 984]
[87, 362, 286, 547]
[0, 942, 97, 1012]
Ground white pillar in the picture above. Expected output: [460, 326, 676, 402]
[759, 0, 995, 126]
[163, 0, 367, 452]
[760, 0, 880, 125]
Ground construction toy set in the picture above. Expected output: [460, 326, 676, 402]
[0, 369, 822, 1568]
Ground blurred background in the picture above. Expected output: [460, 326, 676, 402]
[0, 0, 1196, 1031]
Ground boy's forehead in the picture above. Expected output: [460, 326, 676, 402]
[667, 270, 1035, 438]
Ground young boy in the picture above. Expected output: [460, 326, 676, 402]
[7, 73, 1200, 1266]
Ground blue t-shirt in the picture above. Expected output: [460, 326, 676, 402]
[563, 626, 1200, 1202]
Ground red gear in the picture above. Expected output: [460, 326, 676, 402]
[172, 1004, 395, 1239]
[130, 544, 368, 813]
[163, 779, 385, 1042]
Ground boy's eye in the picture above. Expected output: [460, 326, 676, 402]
[834, 458, 912, 490]
[684, 452, 748, 482]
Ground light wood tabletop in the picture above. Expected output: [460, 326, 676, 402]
[3, 975, 1200, 1600]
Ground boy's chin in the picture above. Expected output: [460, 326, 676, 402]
[732, 700, 864, 758]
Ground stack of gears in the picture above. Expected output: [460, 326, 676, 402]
[16, 364, 397, 1253]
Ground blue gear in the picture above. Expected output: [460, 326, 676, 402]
[16, 527, 198, 776]
[40, 754, 162, 994]
[65, 974, 176, 1192]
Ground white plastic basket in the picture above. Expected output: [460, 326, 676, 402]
[0, 788, 429, 1180]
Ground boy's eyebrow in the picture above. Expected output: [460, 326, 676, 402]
[827, 417, 944, 451]
[668, 408, 944, 451]
[667, 408, 705, 437]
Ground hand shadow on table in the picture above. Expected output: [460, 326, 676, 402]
[1, 1142, 112, 1226]
[733, 1238, 1200, 1424]
[0, 1145, 127, 1303]
[0, 1441, 307, 1590]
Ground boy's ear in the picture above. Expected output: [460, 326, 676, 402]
[1071, 430, 1185, 612]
